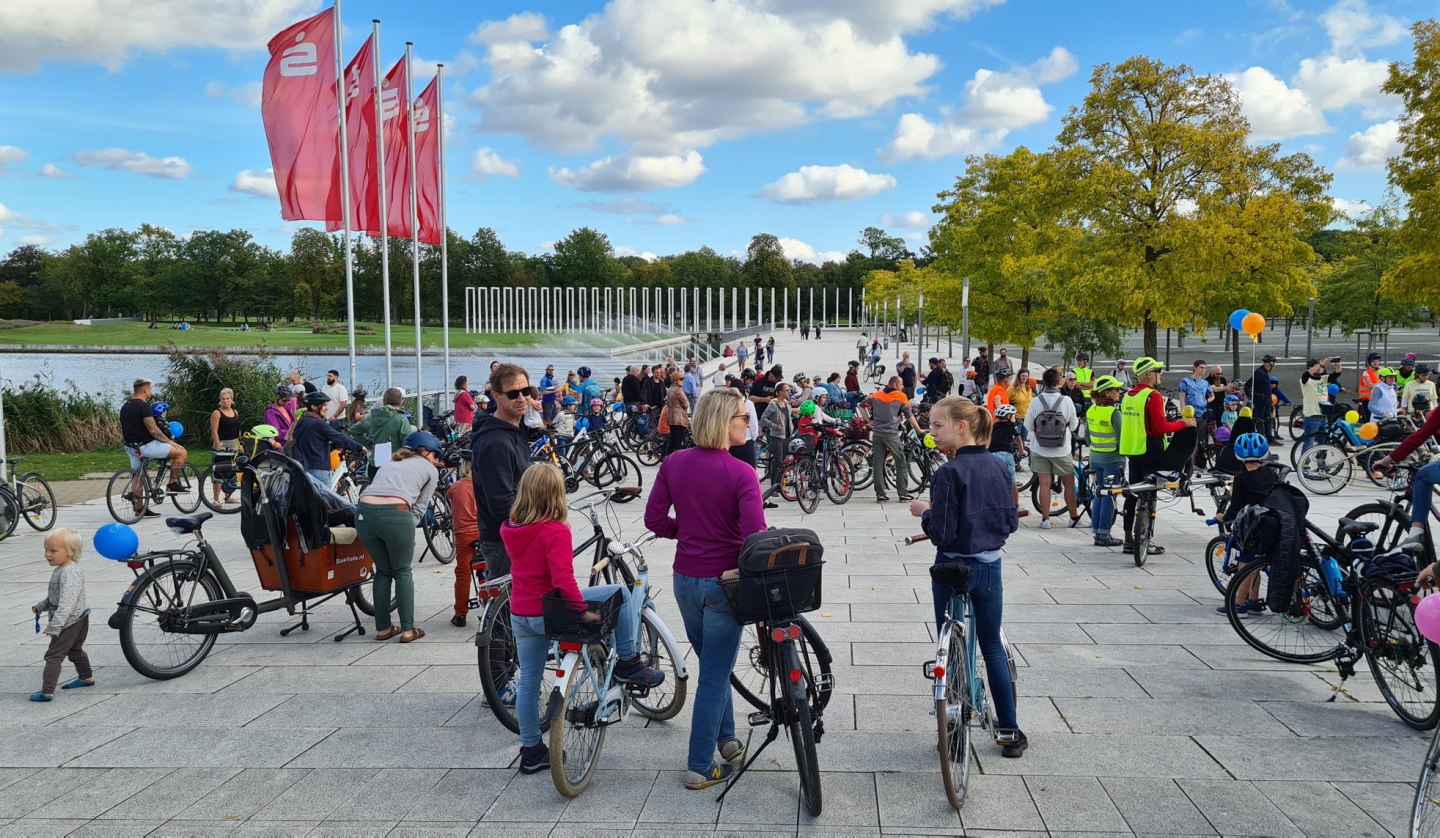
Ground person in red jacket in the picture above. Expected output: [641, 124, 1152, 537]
[1374, 409, 1440, 550]
[1119, 357, 1196, 555]
[448, 478, 480, 627]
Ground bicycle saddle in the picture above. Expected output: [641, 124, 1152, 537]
[165, 512, 214, 533]
[1336, 517, 1380, 536]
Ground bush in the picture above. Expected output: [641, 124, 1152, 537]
[162, 348, 285, 441]
[2, 374, 120, 453]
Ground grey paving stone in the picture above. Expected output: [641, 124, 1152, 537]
[800, 771, 878, 829]
[798, 730, 938, 773]
[827, 665, 930, 697]
[470, 828, 550, 838]
[150, 822, 240, 837]
[793, 621, 930, 644]
[854, 694, 936, 732]
[1182, 644, 1336, 671]
[975, 734, 1229, 779]
[307, 822, 395, 838]
[51, 693, 288, 729]
[1046, 587, 1198, 605]
[1255, 780, 1389, 836]
[478, 772, 569, 824]
[76, 665, 263, 694]
[285, 728, 514, 770]
[228, 821, 320, 837]
[98, 768, 242, 821]
[0, 768, 37, 795]
[27, 767, 173, 819]
[1014, 643, 1209, 669]
[956, 773, 1045, 831]
[1333, 780, 1420, 837]
[1015, 667, 1149, 699]
[872, 771, 963, 830]
[251, 769, 379, 822]
[341, 641, 475, 666]
[1196, 734, 1427, 782]
[1258, 699, 1431, 738]
[1080, 622, 1244, 646]
[1053, 697, 1292, 736]
[1098, 776, 1216, 834]
[248, 694, 475, 729]
[0, 819, 91, 837]
[997, 623, 1095, 645]
[1176, 778, 1302, 836]
[70, 727, 334, 769]
[0, 768, 104, 818]
[323, 768, 446, 822]
[67, 819, 164, 837]
[717, 769, 799, 826]
[1127, 668, 1331, 701]
[208, 643, 382, 667]
[0, 690, 114, 725]
[1025, 775, 1129, 832]
[556, 769, 656, 825]
[2, 726, 132, 768]
[217, 665, 426, 695]
[850, 643, 936, 666]
[634, 767, 721, 826]
[387, 823, 474, 838]
[177, 769, 310, 820]
[1132, 603, 1240, 624]
[1001, 605, 1150, 624]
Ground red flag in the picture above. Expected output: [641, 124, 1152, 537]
[413, 76, 441, 246]
[261, 8, 340, 222]
[381, 57, 413, 238]
[326, 37, 378, 235]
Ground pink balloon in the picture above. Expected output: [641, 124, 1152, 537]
[1415, 594, 1440, 645]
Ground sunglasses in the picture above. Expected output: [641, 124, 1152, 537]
[502, 388, 527, 400]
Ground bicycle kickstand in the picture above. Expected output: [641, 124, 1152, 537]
[1325, 649, 1360, 703]
[715, 725, 771, 803]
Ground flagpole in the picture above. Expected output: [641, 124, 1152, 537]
[405, 42, 423, 413]
[333, 0, 357, 389]
[437, 63, 450, 392]
[372, 20, 393, 390]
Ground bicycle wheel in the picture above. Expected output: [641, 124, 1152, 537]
[783, 643, 823, 817]
[1295, 444, 1350, 495]
[779, 461, 800, 502]
[797, 461, 821, 514]
[1204, 535, 1234, 594]
[841, 442, 873, 491]
[197, 465, 243, 514]
[476, 594, 553, 735]
[106, 469, 146, 525]
[1361, 578, 1440, 730]
[1223, 560, 1345, 664]
[629, 610, 688, 721]
[1412, 726, 1440, 836]
[17, 473, 56, 531]
[591, 453, 643, 493]
[423, 493, 456, 564]
[0, 489, 19, 541]
[1030, 475, 1063, 517]
[1287, 405, 1306, 440]
[118, 561, 223, 679]
[935, 623, 973, 811]
[1341, 502, 1410, 555]
[170, 463, 202, 512]
[636, 435, 664, 467]
[550, 646, 609, 797]
[1359, 446, 1398, 488]
[1130, 500, 1153, 568]
[731, 619, 834, 713]
[346, 580, 395, 617]
[1289, 432, 1332, 467]
[823, 456, 853, 505]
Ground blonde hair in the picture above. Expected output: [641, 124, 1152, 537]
[932, 396, 993, 446]
[219, 388, 234, 401]
[510, 463, 569, 526]
[46, 527, 83, 563]
[691, 388, 742, 449]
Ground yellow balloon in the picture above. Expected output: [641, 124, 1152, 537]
[1344, 410, 1360, 423]
[1358, 422, 1379, 441]
[1181, 405, 1195, 419]
[923, 433, 937, 449]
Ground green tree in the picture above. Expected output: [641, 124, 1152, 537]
[1382, 19, 1440, 304]
[669, 246, 731, 289]
[741, 233, 794, 290]
[553, 227, 622, 287]
[286, 228, 342, 321]
[857, 226, 910, 262]
[1315, 204, 1421, 334]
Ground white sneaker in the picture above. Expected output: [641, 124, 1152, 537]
[1401, 529, 1425, 547]
[1039, 518, 1053, 529]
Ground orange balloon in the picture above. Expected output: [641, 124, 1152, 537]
[1358, 422, 1379, 440]
[1242, 312, 1266, 336]
[1271, 394, 1278, 406]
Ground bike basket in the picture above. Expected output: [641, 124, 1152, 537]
[928, 561, 972, 593]
[542, 588, 622, 644]
[722, 561, 824, 625]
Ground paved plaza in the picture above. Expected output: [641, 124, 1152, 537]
[0, 330, 1431, 836]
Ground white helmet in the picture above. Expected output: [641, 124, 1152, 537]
[994, 404, 1018, 419]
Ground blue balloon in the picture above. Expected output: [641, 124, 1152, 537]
[1228, 309, 1251, 331]
[1327, 383, 1341, 396]
[168, 421, 183, 438]
[94, 523, 139, 561]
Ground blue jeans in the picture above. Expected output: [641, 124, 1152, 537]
[1091, 461, 1125, 536]
[673, 572, 742, 774]
[1412, 460, 1440, 525]
[1301, 416, 1327, 451]
[510, 583, 637, 748]
[307, 469, 332, 486]
[931, 557, 1017, 731]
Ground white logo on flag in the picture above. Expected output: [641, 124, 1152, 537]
[413, 102, 431, 133]
[380, 86, 401, 122]
[279, 32, 319, 77]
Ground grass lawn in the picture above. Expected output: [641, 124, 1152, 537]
[0, 321, 656, 351]
[20, 447, 217, 481]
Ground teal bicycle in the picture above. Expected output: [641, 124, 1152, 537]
[907, 533, 1018, 811]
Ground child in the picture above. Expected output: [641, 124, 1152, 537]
[32, 528, 94, 702]
[502, 463, 663, 774]
[448, 477, 479, 628]
[553, 396, 578, 454]
[1370, 367, 1400, 420]
[576, 398, 608, 435]
[1212, 433, 1281, 615]
[910, 397, 1026, 758]
[1085, 375, 1126, 547]
[987, 404, 1027, 519]
[1220, 395, 1241, 431]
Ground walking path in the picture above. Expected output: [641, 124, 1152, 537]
[0, 329, 1426, 836]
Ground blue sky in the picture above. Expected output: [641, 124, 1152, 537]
[0, 0, 1422, 263]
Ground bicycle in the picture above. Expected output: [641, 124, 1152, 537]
[1116, 467, 1229, 567]
[473, 487, 686, 735]
[1294, 438, 1403, 495]
[905, 533, 1018, 811]
[106, 445, 201, 524]
[1413, 713, 1440, 835]
[0, 456, 57, 533]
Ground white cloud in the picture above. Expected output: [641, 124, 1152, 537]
[576, 199, 671, 215]
[879, 46, 1076, 161]
[779, 237, 846, 265]
[39, 163, 74, 179]
[1228, 67, 1330, 140]
[615, 246, 659, 260]
[654, 214, 690, 225]
[1320, 0, 1407, 56]
[203, 80, 262, 107]
[760, 164, 896, 203]
[881, 211, 931, 229]
[16, 234, 55, 246]
[471, 0, 961, 155]
[550, 151, 706, 192]
[763, 0, 1003, 37]
[470, 12, 550, 45]
[0, 146, 28, 167]
[74, 147, 191, 179]
[0, 203, 22, 224]
[412, 52, 481, 81]
[0, 0, 317, 72]
[471, 147, 521, 179]
[1338, 119, 1400, 169]
[229, 169, 279, 199]
[1331, 196, 1373, 218]
[1293, 55, 1398, 116]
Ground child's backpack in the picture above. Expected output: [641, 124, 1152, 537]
[1031, 393, 1069, 448]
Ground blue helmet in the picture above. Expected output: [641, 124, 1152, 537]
[1224, 394, 1241, 405]
[404, 431, 443, 453]
[577, 366, 592, 379]
[151, 401, 170, 417]
[561, 395, 578, 407]
[1234, 432, 1269, 462]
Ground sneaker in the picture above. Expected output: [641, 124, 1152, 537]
[898, 495, 914, 502]
[615, 655, 665, 688]
[482, 675, 519, 709]
[1039, 518, 1053, 529]
[1093, 535, 1123, 548]
[142, 509, 162, 518]
[29, 692, 53, 702]
[719, 738, 746, 764]
[450, 615, 466, 628]
[166, 482, 185, 495]
[763, 501, 779, 510]
[519, 743, 550, 774]
[1401, 529, 1425, 547]
[685, 762, 736, 789]
[1217, 602, 1249, 615]
[995, 728, 1028, 758]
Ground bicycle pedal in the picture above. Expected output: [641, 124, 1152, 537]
[747, 711, 772, 726]
[623, 683, 650, 698]
[815, 672, 835, 691]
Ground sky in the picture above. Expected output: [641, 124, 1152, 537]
[0, 0, 1423, 264]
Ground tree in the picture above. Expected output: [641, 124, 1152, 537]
[553, 227, 622, 287]
[669, 247, 731, 289]
[1315, 204, 1421, 334]
[132, 224, 178, 321]
[857, 226, 910, 262]
[741, 233, 794, 290]
[286, 228, 342, 321]
[1382, 19, 1440, 305]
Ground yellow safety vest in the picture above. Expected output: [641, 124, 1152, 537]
[1073, 367, 1094, 385]
[1119, 387, 1153, 456]
[1085, 404, 1118, 453]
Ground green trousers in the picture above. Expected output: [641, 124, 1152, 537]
[355, 504, 416, 631]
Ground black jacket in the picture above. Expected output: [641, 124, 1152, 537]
[621, 374, 643, 405]
[641, 377, 666, 409]
[470, 413, 530, 541]
[289, 413, 363, 472]
[921, 446, 1018, 556]
[1246, 365, 1274, 417]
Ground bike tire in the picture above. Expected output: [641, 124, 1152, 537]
[731, 618, 834, 713]
[0, 489, 18, 541]
[1289, 432, 1332, 467]
[423, 492, 456, 564]
[841, 442, 872, 491]
[936, 623, 972, 811]
[1287, 405, 1306, 440]
[476, 593, 554, 735]
[592, 453, 643, 496]
[1360, 577, 1440, 730]
[1341, 502, 1410, 555]
[1410, 724, 1440, 835]
[823, 456, 853, 505]
[1295, 444, 1350, 495]
[1130, 500, 1153, 568]
[197, 465, 243, 515]
[1030, 475, 1061, 516]
[118, 561, 223, 679]
[346, 580, 394, 617]
[550, 646, 609, 798]
[1223, 559, 1345, 664]
[797, 461, 820, 514]
[636, 435, 664, 467]
[629, 609, 688, 721]
[779, 461, 800, 502]
[1204, 534, 1234, 594]
[170, 463, 202, 513]
[106, 469, 146, 525]
[17, 472, 57, 531]
[782, 642, 823, 817]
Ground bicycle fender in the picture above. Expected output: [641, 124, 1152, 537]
[931, 622, 953, 702]
[641, 607, 689, 680]
[553, 649, 581, 697]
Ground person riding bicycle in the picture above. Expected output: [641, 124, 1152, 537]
[1210, 433, 1280, 614]
[290, 391, 366, 485]
[1370, 367, 1401, 420]
[119, 379, 189, 506]
[1119, 357, 1196, 557]
[1373, 400, 1440, 548]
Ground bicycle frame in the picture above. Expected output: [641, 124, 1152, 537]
[931, 591, 990, 730]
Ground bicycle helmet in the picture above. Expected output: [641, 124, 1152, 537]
[275, 383, 293, 399]
[787, 437, 809, 454]
[251, 424, 279, 439]
[1224, 394, 1241, 405]
[577, 366, 592, 379]
[1233, 432, 1269, 462]
[150, 401, 170, 417]
[1212, 426, 1231, 443]
[994, 404, 1018, 419]
[589, 398, 604, 408]
[561, 395, 578, 407]
[1133, 356, 1164, 375]
[1270, 375, 1279, 383]
[403, 430, 442, 452]
[302, 391, 330, 407]
[1406, 352, 1419, 362]
[1380, 367, 1397, 378]
[350, 387, 368, 401]
[799, 400, 816, 417]
[610, 402, 623, 413]
[1368, 352, 1383, 363]
[1092, 375, 1123, 393]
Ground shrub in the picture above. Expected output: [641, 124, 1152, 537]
[162, 348, 285, 440]
[2, 374, 120, 453]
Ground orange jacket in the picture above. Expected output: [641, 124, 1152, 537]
[1359, 368, 1380, 400]
[986, 384, 1011, 414]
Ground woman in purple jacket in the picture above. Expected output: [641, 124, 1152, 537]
[645, 387, 767, 790]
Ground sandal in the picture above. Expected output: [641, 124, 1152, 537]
[399, 628, 426, 643]
[374, 627, 402, 641]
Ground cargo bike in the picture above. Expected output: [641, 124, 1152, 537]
[108, 449, 387, 679]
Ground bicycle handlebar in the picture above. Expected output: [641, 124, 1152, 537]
[904, 533, 929, 546]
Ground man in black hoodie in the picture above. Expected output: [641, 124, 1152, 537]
[471, 362, 532, 580]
